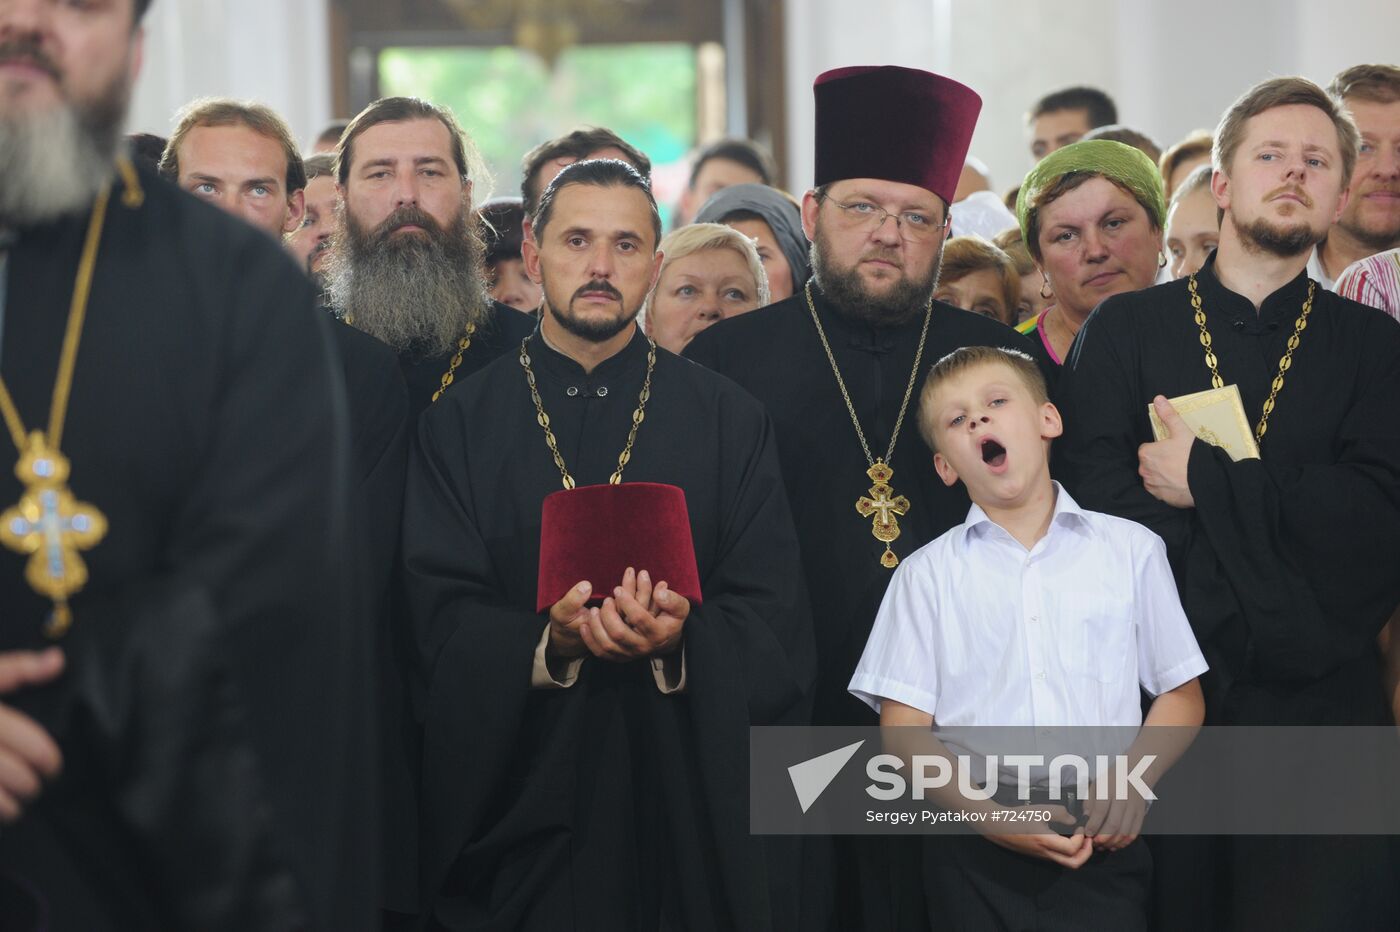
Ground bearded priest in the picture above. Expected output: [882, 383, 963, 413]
[684, 66, 1044, 932]
[402, 158, 815, 931]
[0, 0, 376, 928]
[1057, 76, 1400, 932]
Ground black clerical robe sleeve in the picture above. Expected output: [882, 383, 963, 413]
[1060, 305, 1193, 549]
[682, 403, 814, 722]
[1183, 312, 1400, 678]
[402, 358, 814, 928]
[401, 407, 556, 901]
[159, 245, 376, 930]
[1060, 305, 1254, 661]
[668, 401, 815, 928]
[1063, 301, 1400, 688]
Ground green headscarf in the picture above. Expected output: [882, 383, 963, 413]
[1016, 139, 1167, 247]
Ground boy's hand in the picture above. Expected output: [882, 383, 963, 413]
[982, 804, 1092, 868]
[985, 823, 1093, 869]
[1082, 782, 1148, 851]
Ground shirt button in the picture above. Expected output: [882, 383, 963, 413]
[566, 386, 579, 397]
[1035, 671, 1047, 680]
[1028, 615, 1039, 624]
[596, 386, 609, 397]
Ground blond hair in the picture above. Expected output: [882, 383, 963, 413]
[1169, 163, 1214, 210]
[916, 346, 1048, 452]
[1213, 76, 1360, 186]
[992, 227, 1036, 277]
[160, 98, 306, 194]
[1159, 129, 1213, 198]
[647, 222, 770, 321]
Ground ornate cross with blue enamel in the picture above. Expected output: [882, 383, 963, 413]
[0, 432, 107, 636]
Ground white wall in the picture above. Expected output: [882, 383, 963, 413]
[128, 0, 333, 151]
[122, 0, 1399, 188]
[785, 0, 1400, 199]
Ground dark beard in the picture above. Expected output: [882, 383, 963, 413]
[324, 202, 490, 358]
[809, 225, 942, 327]
[1236, 215, 1322, 259]
[0, 38, 129, 225]
[544, 278, 639, 344]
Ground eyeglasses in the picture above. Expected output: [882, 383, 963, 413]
[817, 195, 949, 243]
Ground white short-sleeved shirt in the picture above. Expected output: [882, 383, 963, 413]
[848, 484, 1207, 728]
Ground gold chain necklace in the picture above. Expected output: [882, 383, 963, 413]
[0, 183, 116, 637]
[804, 281, 932, 568]
[430, 322, 477, 403]
[519, 334, 656, 490]
[1187, 272, 1314, 445]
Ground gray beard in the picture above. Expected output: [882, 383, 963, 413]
[809, 226, 941, 327]
[324, 205, 491, 359]
[0, 77, 127, 225]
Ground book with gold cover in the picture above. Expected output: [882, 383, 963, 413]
[1147, 385, 1260, 461]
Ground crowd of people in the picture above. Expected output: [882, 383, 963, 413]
[0, 1, 1398, 930]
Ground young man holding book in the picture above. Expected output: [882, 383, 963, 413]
[1057, 76, 1400, 931]
[850, 346, 1206, 930]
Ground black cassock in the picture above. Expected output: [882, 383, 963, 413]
[397, 301, 536, 417]
[684, 288, 1045, 932]
[685, 289, 1044, 726]
[403, 328, 815, 930]
[0, 165, 377, 929]
[344, 301, 528, 916]
[1057, 252, 1400, 931]
[327, 319, 426, 917]
[330, 318, 409, 621]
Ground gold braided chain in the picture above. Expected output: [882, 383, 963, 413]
[519, 336, 657, 490]
[1188, 272, 1315, 445]
[0, 183, 112, 451]
[804, 280, 933, 470]
[430, 322, 478, 403]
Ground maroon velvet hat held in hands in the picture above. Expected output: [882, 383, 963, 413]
[813, 65, 983, 204]
[536, 482, 703, 613]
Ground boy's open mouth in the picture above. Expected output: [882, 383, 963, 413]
[980, 438, 1007, 469]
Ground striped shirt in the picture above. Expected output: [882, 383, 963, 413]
[1335, 248, 1400, 322]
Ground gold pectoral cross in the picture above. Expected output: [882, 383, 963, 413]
[855, 461, 909, 568]
[0, 433, 107, 637]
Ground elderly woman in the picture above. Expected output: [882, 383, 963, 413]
[1015, 139, 1167, 364]
[693, 182, 809, 301]
[934, 235, 1022, 326]
[644, 222, 769, 354]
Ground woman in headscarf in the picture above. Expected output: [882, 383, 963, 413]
[694, 182, 810, 302]
[1015, 139, 1167, 364]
